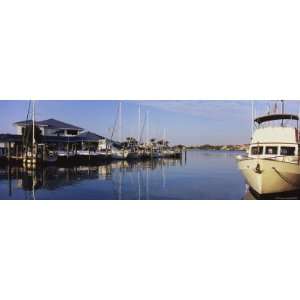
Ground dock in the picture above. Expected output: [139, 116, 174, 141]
[0, 117, 184, 168]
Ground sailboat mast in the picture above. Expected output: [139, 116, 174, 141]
[138, 105, 141, 143]
[146, 111, 149, 143]
[119, 101, 122, 142]
[32, 100, 36, 147]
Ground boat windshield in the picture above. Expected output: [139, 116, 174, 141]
[251, 146, 263, 155]
[250, 145, 297, 156]
[280, 146, 295, 156]
[265, 146, 278, 155]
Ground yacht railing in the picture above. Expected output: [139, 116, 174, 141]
[238, 154, 300, 164]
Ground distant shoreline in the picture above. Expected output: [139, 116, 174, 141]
[186, 145, 248, 151]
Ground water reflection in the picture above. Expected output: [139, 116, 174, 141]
[0, 158, 183, 200]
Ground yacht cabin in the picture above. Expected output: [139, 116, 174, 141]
[248, 113, 299, 161]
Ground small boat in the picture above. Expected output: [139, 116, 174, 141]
[77, 150, 109, 160]
[139, 150, 151, 160]
[43, 150, 58, 163]
[127, 151, 140, 159]
[237, 102, 300, 195]
[111, 147, 129, 160]
[77, 150, 96, 156]
[57, 150, 75, 158]
[161, 149, 176, 158]
[96, 150, 110, 159]
[151, 149, 162, 158]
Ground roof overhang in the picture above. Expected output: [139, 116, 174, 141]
[254, 114, 299, 124]
[14, 121, 48, 127]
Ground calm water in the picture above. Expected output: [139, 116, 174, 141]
[0, 150, 254, 200]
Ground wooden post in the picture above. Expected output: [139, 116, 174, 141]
[8, 164, 12, 196]
[67, 142, 69, 160]
[7, 142, 11, 162]
[43, 144, 47, 161]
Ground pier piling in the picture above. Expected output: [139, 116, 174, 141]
[7, 142, 11, 162]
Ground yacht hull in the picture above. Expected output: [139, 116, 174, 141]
[237, 158, 300, 195]
[111, 151, 129, 160]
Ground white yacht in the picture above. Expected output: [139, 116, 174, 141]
[111, 146, 129, 160]
[237, 111, 300, 195]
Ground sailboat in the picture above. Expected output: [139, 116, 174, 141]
[23, 101, 58, 167]
[23, 101, 41, 168]
[237, 101, 300, 195]
[110, 102, 129, 160]
[127, 104, 142, 160]
[160, 129, 175, 158]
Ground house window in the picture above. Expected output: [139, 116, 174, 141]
[66, 130, 78, 135]
[251, 146, 263, 155]
[280, 146, 295, 156]
[265, 146, 278, 155]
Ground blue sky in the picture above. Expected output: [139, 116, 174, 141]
[0, 100, 299, 145]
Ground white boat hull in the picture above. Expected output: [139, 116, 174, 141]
[237, 157, 300, 194]
[57, 151, 75, 157]
[111, 150, 129, 160]
[77, 151, 108, 158]
[151, 152, 161, 158]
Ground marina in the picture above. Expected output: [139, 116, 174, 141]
[3, 148, 298, 200]
[2, 100, 300, 200]
[0, 101, 184, 168]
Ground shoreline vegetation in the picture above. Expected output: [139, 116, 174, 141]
[186, 144, 248, 151]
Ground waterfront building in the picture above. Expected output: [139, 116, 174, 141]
[14, 118, 84, 137]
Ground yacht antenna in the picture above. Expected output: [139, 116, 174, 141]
[297, 104, 300, 142]
[251, 101, 254, 136]
[281, 100, 284, 126]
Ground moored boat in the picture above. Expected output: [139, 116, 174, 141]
[127, 151, 140, 160]
[111, 147, 129, 160]
[43, 150, 58, 163]
[237, 102, 300, 195]
[76, 150, 109, 161]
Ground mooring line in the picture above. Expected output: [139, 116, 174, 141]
[272, 167, 300, 187]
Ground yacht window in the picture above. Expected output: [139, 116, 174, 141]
[280, 147, 295, 156]
[251, 146, 263, 155]
[265, 146, 278, 155]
